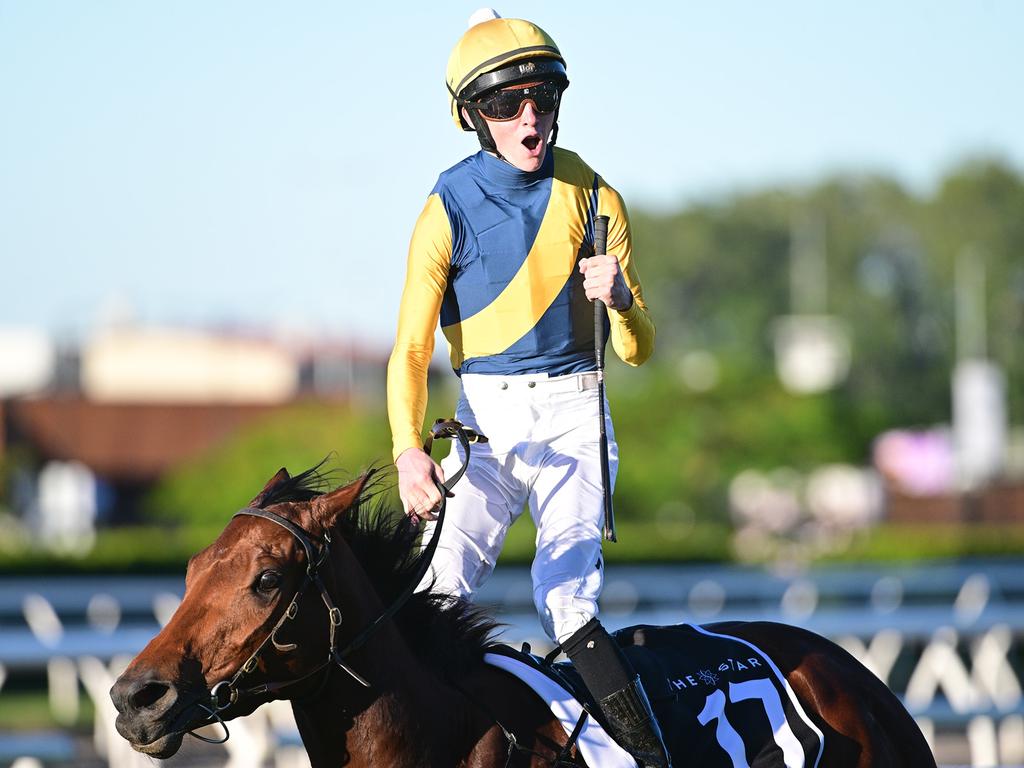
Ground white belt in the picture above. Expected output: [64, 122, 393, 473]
[461, 372, 600, 394]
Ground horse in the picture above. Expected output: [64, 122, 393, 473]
[110, 454, 936, 766]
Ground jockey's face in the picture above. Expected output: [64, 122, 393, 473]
[467, 82, 558, 172]
[486, 99, 556, 172]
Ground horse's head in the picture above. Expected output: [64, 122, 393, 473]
[110, 468, 369, 758]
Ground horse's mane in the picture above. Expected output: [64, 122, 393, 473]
[259, 462, 502, 682]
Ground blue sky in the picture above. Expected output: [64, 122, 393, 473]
[1, 1, 1021, 346]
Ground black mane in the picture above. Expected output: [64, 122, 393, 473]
[258, 461, 336, 506]
[261, 463, 502, 680]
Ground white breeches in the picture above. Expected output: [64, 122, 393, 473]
[420, 371, 618, 644]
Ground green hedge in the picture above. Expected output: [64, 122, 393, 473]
[5, 521, 1024, 574]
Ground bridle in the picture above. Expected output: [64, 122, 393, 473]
[189, 419, 485, 743]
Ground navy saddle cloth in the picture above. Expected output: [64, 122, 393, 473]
[494, 621, 823, 768]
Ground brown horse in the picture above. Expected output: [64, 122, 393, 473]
[111, 464, 936, 767]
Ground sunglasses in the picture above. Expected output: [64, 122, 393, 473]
[472, 80, 561, 121]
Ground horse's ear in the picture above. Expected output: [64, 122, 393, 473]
[249, 468, 290, 508]
[311, 474, 370, 528]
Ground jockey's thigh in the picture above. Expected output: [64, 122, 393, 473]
[418, 376, 532, 596]
[525, 375, 619, 643]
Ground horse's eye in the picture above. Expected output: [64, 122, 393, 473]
[256, 570, 282, 594]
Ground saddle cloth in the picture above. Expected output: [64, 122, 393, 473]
[486, 622, 825, 768]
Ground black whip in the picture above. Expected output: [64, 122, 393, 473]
[592, 215, 617, 543]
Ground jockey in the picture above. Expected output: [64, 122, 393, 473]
[386, 10, 668, 766]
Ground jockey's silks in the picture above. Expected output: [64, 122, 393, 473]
[388, 147, 654, 459]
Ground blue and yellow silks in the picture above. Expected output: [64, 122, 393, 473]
[388, 147, 654, 459]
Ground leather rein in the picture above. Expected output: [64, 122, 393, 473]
[189, 419, 486, 744]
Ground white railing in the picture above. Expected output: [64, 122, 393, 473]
[2, 563, 1023, 767]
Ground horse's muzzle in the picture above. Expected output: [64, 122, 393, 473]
[110, 671, 188, 757]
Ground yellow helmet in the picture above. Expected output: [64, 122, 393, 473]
[446, 14, 569, 134]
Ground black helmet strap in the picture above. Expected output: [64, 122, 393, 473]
[466, 107, 501, 158]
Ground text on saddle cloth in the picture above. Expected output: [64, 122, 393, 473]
[614, 623, 825, 768]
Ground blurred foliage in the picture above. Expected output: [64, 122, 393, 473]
[0, 690, 94, 731]
[833, 524, 1024, 562]
[632, 156, 1024, 427]
[4, 518, 1023, 573]
[0, 524, 221, 574]
[143, 398, 437, 527]
[606, 361, 886, 525]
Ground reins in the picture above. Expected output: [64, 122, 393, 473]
[336, 418, 480, 659]
[188, 419, 486, 744]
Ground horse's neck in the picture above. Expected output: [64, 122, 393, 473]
[290, 639, 481, 768]
[292, 657, 574, 768]
[292, 547, 485, 767]
[290, 534, 570, 766]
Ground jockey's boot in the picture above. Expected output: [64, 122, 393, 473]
[562, 618, 672, 768]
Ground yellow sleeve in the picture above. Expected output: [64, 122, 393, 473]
[599, 183, 655, 366]
[387, 194, 452, 461]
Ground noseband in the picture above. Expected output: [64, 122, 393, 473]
[190, 419, 485, 743]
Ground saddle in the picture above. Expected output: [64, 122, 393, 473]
[486, 622, 824, 768]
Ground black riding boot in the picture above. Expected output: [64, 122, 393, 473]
[562, 618, 672, 768]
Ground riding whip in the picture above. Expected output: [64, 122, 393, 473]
[593, 214, 617, 542]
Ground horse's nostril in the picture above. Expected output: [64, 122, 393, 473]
[130, 681, 171, 710]
[111, 674, 180, 717]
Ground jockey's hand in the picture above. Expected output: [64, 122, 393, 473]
[396, 447, 446, 523]
[579, 253, 633, 311]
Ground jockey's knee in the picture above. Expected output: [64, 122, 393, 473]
[535, 592, 598, 644]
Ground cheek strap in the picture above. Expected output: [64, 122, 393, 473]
[467, 107, 501, 158]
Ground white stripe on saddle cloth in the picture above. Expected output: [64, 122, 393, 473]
[483, 652, 639, 768]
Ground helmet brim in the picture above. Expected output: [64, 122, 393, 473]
[461, 58, 568, 101]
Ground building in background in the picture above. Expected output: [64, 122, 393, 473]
[0, 324, 394, 537]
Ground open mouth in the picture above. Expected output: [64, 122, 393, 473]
[522, 135, 541, 152]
